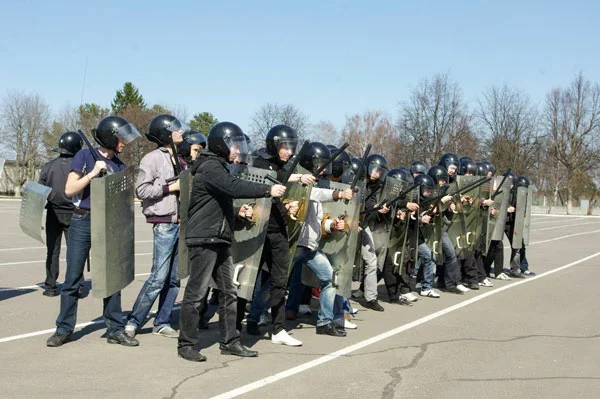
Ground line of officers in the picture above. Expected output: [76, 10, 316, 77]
[41, 114, 533, 362]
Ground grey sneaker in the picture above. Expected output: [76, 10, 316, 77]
[124, 324, 136, 338]
[152, 325, 179, 338]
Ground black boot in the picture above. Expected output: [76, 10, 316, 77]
[316, 323, 346, 337]
[364, 299, 384, 311]
[220, 341, 258, 357]
[178, 347, 207, 362]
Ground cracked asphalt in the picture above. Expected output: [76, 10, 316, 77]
[1, 199, 600, 399]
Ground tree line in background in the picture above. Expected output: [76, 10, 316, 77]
[1, 73, 599, 213]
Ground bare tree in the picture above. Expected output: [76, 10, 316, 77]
[397, 73, 472, 166]
[0, 91, 51, 192]
[477, 85, 540, 175]
[43, 104, 80, 159]
[308, 121, 341, 146]
[341, 110, 400, 164]
[249, 103, 309, 145]
[544, 73, 600, 213]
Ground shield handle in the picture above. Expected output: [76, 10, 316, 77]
[393, 251, 403, 266]
[433, 241, 440, 255]
[232, 263, 245, 287]
[456, 237, 463, 249]
[466, 232, 472, 245]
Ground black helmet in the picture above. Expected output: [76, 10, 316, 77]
[476, 162, 490, 177]
[427, 165, 449, 185]
[502, 171, 518, 182]
[93, 116, 141, 152]
[459, 158, 478, 176]
[300, 142, 331, 175]
[208, 122, 248, 162]
[482, 161, 495, 176]
[414, 173, 435, 197]
[388, 167, 414, 184]
[366, 154, 388, 182]
[265, 125, 298, 158]
[438, 153, 459, 170]
[55, 131, 83, 156]
[327, 145, 351, 178]
[459, 156, 473, 164]
[177, 130, 207, 165]
[517, 176, 531, 188]
[147, 114, 190, 146]
[410, 161, 427, 176]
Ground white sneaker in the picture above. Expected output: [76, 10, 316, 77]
[298, 304, 312, 315]
[258, 313, 271, 326]
[496, 273, 511, 281]
[271, 330, 302, 346]
[420, 290, 441, 298]
[125, 324, 136, 338]
[344, 320, 358, 329]
[352, 289, 364, 299]
[479, 278, 494, 287]
[401, 293, 419, 302]
[349, 307, 359, 315]
[456, 284, 470, 293]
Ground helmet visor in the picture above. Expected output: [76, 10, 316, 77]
[312, 156, 332, 176]
[277, 138, 298, 155]
[368, 164, 388, 181]
[227, 135, 249, 162]
[168, 118, 191, 134]
[116, 123, 142, 144]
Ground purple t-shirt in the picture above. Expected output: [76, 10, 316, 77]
[70, 149, 126, 210]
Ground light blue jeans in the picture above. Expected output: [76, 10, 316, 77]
[127, 223, 180, 330]
[291, 247, 343, 327]
[417, 243, 436, 291]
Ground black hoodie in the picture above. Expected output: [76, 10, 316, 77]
[186, 150, 272, 246]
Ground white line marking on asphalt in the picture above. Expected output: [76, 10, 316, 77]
[0, 273, 152, 292]
[0, 240, 153, 252]
[0, 252, 152, 267]
[532, 213, 600, 219]
[533, 221, 600, 231]
[209, 250, 600, 399]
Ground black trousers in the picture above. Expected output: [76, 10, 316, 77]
[381, 247, 413, 300]
[45, 209, 71, 290]
[178, 244, 239, 350]
[474, 251, 487, 282]
[484, 240, 504, 276]
[459, 252, 478, 285]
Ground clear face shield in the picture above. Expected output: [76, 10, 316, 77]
[276, 138, 299, 161]
[368, 163, 388, 182]
[167, 118, 191, 135]
[115, 123, 142, 144]
[228, 135, 249, 164]
[312, 156, 331, 176]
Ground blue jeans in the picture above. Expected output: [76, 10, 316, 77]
[127, 223, 180, 329]
[247, 271, 271, 324]
[291, 247, 343, 327]
[437, 231, 458, 289]
[520, 245, 529, 272]
[417, 243, 436, 291]
[55, 212, 124, 336]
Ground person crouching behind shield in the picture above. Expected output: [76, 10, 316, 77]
[177, 122, 287, 362]
[46, 116, 142, 348]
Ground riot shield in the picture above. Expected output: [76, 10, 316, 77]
[387, 178, 416, 273]
[352, 178, 368, 282]
[476, 179, 493, 254]
[229, 165, 276, 301]
[488, 176, 511, 243]
[443, 181, 466, 258]
[177, 170, 192, 279]
[446, 176, 481, 258]
[510, 186, 528, 249]
[19, 181, 52, 244]
[284, 165, 313, 274]
[405, 187, 421, 269]
[523, 186, 533, 245]
[301, 180, 362, 298]
[370, 176, 404, 269]
[90, 167, 135, 298]
[421, 186, 443, 265]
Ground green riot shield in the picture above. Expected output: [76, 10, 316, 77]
[301, 180, 362, 298]
[476, 179, 493, 253]
[523, 186, 533, 245]
[444, 181, 466, 258]
[421, 186, 443, 265]
[405, 186, 421, 268]
[488, 176, 511, 243]
[352, 178, 367, 282]
[284, 165, 313, 274]
[386, 179, 416, 272]
[449, 176, 481, 258]
[370, 176, 404, 269]
[177, 170, 192, 280]
[510, 186, 528, 249]
[229, 165, 277, 301]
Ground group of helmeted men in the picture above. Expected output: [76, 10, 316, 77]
[37, 114, 534, 361]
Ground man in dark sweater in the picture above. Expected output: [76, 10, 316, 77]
[177, 122, 286, 362]
[39, 132, 83, 297]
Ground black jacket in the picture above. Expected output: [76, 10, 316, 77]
[252, 153, 289, 235]
[39, 156, 74, 214]
[186, 150, 272, 246]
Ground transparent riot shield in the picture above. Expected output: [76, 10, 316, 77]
[19, 181, 52, 244]
[511, 186, 528, 249]
[488, 176, 511, 242]
[523, 186, 533, 245]
[229, 165, 276, 301]
[90, 167, 136, 298]
[177, 170, 192, 279]
[301, 180, 362, 298]
[284, 165, 313, 274]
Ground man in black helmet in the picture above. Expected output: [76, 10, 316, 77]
[178, 130, 207, 167]
[244, 125, 317, 346]
[178, 122, 287, 362]
[39, 132, 83, 297]
[438, 153, 459, 183]
[125, 114, 189, 339]
[46, 116, 142, 348]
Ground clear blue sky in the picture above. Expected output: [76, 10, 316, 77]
[1, 0, 599, 133]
